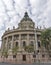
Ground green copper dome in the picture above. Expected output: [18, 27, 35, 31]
[18, 12, 35, 30]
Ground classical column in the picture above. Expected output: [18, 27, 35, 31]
[1, 39, 4, 52]
[19, 34, 21, 51]
[35, 29, 38, 51]
[6, 37, 8, 50]
[11, 35, 14, 49]
[27, 34, 29, 46]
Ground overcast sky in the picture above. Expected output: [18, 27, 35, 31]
[0, 0, 51, 47]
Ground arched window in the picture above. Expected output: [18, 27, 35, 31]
[38, 41, 40, 47]
[23, 41, 26, 47]
[9, 43, 11, 49]
[30, 41, 34, 46]
[16, 42, 18, 47]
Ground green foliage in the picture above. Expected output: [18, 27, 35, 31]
[12, 46, 19, 55]
[41, 29, 51, 50]
[24, 45, 34, 53]
[2, 49, 8, 58]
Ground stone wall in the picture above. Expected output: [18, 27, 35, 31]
[0, 52, 51, 64]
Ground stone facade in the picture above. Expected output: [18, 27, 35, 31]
[1, 12, 51, 63]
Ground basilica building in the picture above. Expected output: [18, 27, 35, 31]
[1, 12, 51, 63]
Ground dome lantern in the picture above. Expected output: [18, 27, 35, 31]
[24, 12, 29, 18]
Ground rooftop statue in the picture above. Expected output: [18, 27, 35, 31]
[24, 12, 29, 18]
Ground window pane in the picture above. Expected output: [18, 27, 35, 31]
[13, 55, 16, 58]
[23, 41, 26, 47]
[42, 54, 45, 57]
[30, 41, 34, 46]
[33, 55, 36, 58]
[38, 41, 40, 47]
[16, 42, 18, 47]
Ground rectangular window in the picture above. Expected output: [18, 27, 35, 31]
[49, 55, 51, 57]
[29, 34, 34, 40]
[14, 35, 19, 41]
[42, 54, 45, 58]
[5, 55, 8, 58]
[33, 55, 36, 58]
[23, 55, 26, 61]
[8, 36, 12, 42]
[21, 34, 27, 40]
[13, 55, 16, 58]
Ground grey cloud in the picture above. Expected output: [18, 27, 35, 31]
[0, 0, 51, 46]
